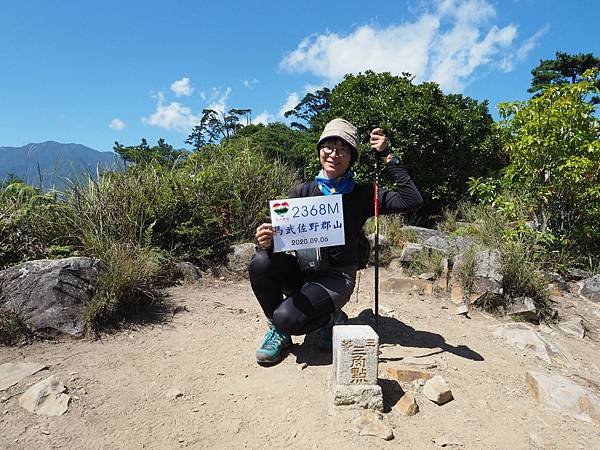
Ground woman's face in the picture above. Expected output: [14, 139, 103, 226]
[319, 138, 352, 179]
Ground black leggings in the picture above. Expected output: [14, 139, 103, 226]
[248, 250, 335, 335]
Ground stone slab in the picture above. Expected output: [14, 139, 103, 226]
[19, 375, 70, 416]
[0, 362, 47, 391]
[526, 370, 600, 426]
[385, 367, 434, 383]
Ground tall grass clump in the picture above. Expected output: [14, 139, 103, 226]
[443, 199, 551, 315]
[0, 178, 66, 269]
[0, 308, 29, 345]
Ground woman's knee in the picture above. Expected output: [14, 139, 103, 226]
[272, 300, 305, 335]
[248, 250, 272, 278]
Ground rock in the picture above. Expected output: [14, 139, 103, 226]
[382, 277, 433, 294]
[418, 272, 436, 280]
[0, 362, 47, 391]
[422, 235, 451, 252]
[226, 243, 256, 274]
[493, 323, 569, 365]
[558, 318, 585, 339]
[0, 257, 107, 337]
[423, 375, 453, 405]
[165, 388, 184, 400]
[172, 261, 202, 283]
[423, 235, 473, 256]
[438, 258, 449, 290]
[450, 284, 465, 305]
[541, 271, 564, 283]
[353, 410, 394, 441]
[579, 275, 600, 303]
[455, 304, 469, 315]
[18, 375, 70, 416]
[367, 234, 392, 265]
[385, 367, 434, 383]
[471, 249, 503, 298]
[394, 392, 419, 416]
[433, 435, 464, 447]
[526, 370, 600, 426]
[400, 226, 444, 243]
[568, 268, 591, 280]
[508, 297, 537, 321]
[398, 243, 425, 263]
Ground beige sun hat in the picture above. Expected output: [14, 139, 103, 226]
[317, 118, 359, 151]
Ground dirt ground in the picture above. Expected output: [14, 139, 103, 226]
[1, 267, 600, 450]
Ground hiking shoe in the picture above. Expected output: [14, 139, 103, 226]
[317, 310, 348, 353]
[256, 322, 292, 364]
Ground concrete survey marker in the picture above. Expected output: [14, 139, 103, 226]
[332, 325, 383, 410]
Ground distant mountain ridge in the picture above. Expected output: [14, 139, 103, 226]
[0, 141, 119, 190]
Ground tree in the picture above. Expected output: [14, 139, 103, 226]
[114, 138, 186, 166]
[327, 71, 504, 210]
[185, 108, 251, 151]
[284, 87, 332, 131]
[490, 69, 599, 255]
[529, 51, 600, 103]
[231, 122, 316, 178]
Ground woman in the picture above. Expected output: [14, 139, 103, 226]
[249, 118, 422, 364]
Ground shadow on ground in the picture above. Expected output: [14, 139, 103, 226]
[352, 309, 484, 362]
[288, 308, 484, 367]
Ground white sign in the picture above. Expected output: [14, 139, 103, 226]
[269, 195, 345, 253]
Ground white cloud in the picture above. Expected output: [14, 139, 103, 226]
[253, 111, 274, 125]
[243, 78, 259, 88]
[142, 92, 200, 133]
[171, 77, 193, 97]
[280, 0, 540, 92]
[499, 25, 549, 72]
[206, 87, 231, 114]
[109, 118, 126, 130]
[278, 92, 301, 118]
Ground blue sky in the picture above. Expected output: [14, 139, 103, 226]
[0, 0, 598, 152]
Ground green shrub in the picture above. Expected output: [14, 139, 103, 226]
[0, 308, 28, 345]
[0, 179, 67, 269]
[471, 69, 600, 260]
[408, 249, 446, 278]
[457, 244, 477, 296]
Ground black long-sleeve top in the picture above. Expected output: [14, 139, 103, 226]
[290, 159, 423, 269]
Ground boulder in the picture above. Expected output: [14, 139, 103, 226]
[423, 235, 473, 256]
[226, 243, 256, 274]
[472, 249, 503, 297]
[0, 257, 106, 337]
[400, 226, 444, 243]
[579, 275, 600, 304]
[398, 243, 424, 263]
[172, 261, 202, 283]
[526, 370, 600, 426]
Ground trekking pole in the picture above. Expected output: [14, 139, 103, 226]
[371, 125, 380, 334]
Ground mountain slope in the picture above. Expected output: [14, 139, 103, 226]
[0, 141, 119, 189]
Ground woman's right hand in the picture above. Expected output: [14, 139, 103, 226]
[256, 223, 274, 249]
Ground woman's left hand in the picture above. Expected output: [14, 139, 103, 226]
[369, 128, 389, 153]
